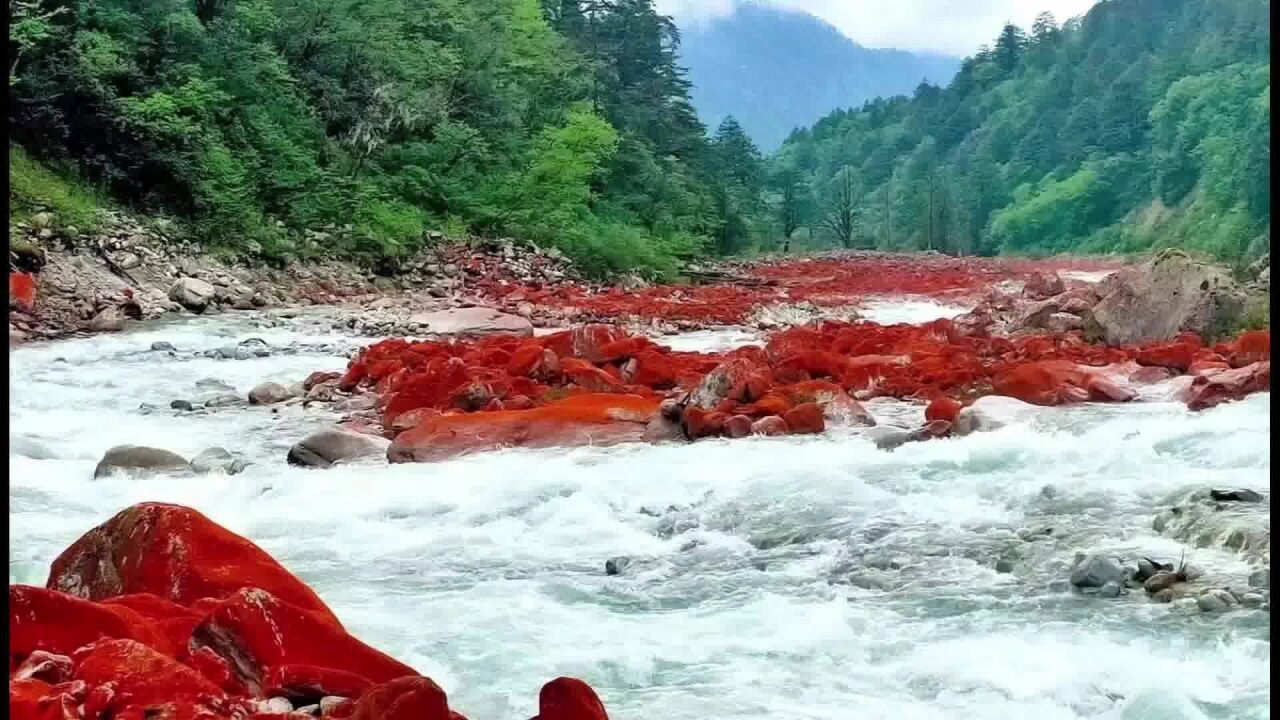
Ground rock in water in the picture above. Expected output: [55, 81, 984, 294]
[167, 277, 216, 313]
[93, 446, 190, 479]
[1087, 249, 1246, 345]
[288, 427, 392, 468]
[189, 447, 248, 475]
[1070, 553, 1130, 589]
[1209, 488, 1265, 503]
[407, 306, 533, 337]
[605, 557, 632, 576]
[952, 395, 1039, 436]
[248, 381, 294, 405]
[45, 502, 341, 623]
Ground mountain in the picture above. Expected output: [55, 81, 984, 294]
[676, 3, 961, 151]
[768, 0, 1270, 262]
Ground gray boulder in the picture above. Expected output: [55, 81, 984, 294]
[1086, 249, 1246, 345]
[168, 277, 217, 313]
[189, 447, 250, 475]
[287, 427, 391, 468]
[88, 307, 126, 332]
[248, 382, 294, 405]
[94, 445, 190, 479]
[952, 396, 1039, 436]
[1070, 553, 1131, 589]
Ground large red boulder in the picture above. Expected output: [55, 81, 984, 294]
[1229, 330, 1271, 367]
[782, 403, 825, 434]
[190, 589, 416, 697]
[388, 394, 659, 463]
[992, 360, 1091, 406]
[10, 585, 163, 662]
[535, 677, 609, 720]
[1184, 361, 1270, 411]
[337, 676, 452, 720]
[46, 504, 341, 628]
[1023, 271, 1065, 300]
[925, 396, 963, 424]
[1135, 342, 1197, 372]
[73, 639, 223, 710]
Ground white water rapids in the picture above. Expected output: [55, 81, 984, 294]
[7, 300, 1270, 719]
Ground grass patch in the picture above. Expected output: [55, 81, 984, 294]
[9, 144, 105, 231]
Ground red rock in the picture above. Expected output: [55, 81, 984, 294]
[190, 589, 416, 696]
[263, 664, 374, 703]
[681, 406, 726, 439]
[569, 325, 629, 363]
[8, 678, 68, 720]
[186, 646, 251, 696]
[389, 394, 659, 462]
[536, 677, 608, 720]
[925, 396, 963, 424]
[1185, 361, 1270, 411]
[782, 403, 825, 434]
[302, 372, 341, 391]
[10, 585, 163, 661]
[992, 360, 1091, 406]
[46, 503, 341, 628]
[73, 639, 223, 709]
[560, 358, 625, 393]
[338, 676, 451, 720]
[1135, 342, 1196, 372]
[9, 271, 37, 311]
[724, 415, 753, 438]
[1129, 366, 1174, 384]
[1229, 330, 1270, 367]
[749, 416, 788, 436]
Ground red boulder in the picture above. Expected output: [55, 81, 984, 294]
[1184, 361, 1270, 411]
[536, 677, 609, 720]
[73, 639, 223, 709]
[782, 403, 825, 434]
[924, 396, 963, 424]
[751, 416, 789, 436]
[46, 503, 341, 628]
[10, 585, 163, 661]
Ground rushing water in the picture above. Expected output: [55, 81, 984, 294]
[7, 305, 1270, 720]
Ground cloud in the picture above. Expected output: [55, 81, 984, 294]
[656, 0, 1100, 56]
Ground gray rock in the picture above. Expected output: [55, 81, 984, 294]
[995, 558, 1015, 573]
[655, 511, 700, 539]
[88, 307, 126, 332]
[170, 399, 194, 411]
[248, 382, 294, 405]
[150, 341, 176, 352]
[168, 277, 217, 313]
[605, 556, 632, 576]
[287, 427, 391, 468]
[189, 447, 248, 475]
[1044, 312, 1084, 333]
[1240, 592, 1265, 607]
[94, 445, 190, 479]
[866, 425, 915, 450]
[1087, 249, 1246, 345]
[1248, 567, 1269, 589]
[1209, 488, 1264, 503]
[1070, 553, 1131, 589]
[201, 392, 244, 408]
[1197, 590, 1232, 613]
[1099, 581, 1122, 598]
[952, 395, 1039, 436]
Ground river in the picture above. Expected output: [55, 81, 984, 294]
[7, 299, 1270, 719]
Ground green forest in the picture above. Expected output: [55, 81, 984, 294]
[7, 0, 1272, 275]
[770, 0, 1270, 263]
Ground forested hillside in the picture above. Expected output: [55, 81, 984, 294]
[770, 0, 1270, 263]
[8, 0, 768, 276]
[677, 3, 958, 151]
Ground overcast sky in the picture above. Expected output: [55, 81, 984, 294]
[657, 0, 1100, 57]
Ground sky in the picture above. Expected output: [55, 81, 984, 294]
[656, 0, 1100, 57]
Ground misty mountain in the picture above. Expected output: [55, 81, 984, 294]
[676, 3, 960, 151]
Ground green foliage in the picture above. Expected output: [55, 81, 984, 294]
[8, 0, 729, 273]
[769, 0, 1270, 261]
[8, 144, 104, 231]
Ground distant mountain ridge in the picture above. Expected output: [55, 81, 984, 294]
[676, 2, 960, 151]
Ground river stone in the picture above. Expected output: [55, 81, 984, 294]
[189, 447, 248, 475]
[407, 307, 533, 337]
[1143, 571, 1179, 594]
[1099, 581, 1122, 598]
[1197, 589, 1233, 613]
[248, 382, 294, 405]
[168, 277, 216, 313]
[151, 341, 176, 352]
[1086, 249, 1246, 345]
[1070, 553, 1130, 589]
[605, 556, 632, 576]
[170, 399, 194, 411]
[287, 427, 391, 468]
[1209, 488, 1264, 503]
[88, 307, 126, 332]
[94, 445, 190, 479]
[952, 395, 1039, 436]
[201, 392, 244, 408]
[1248, 568, 1269, 589]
